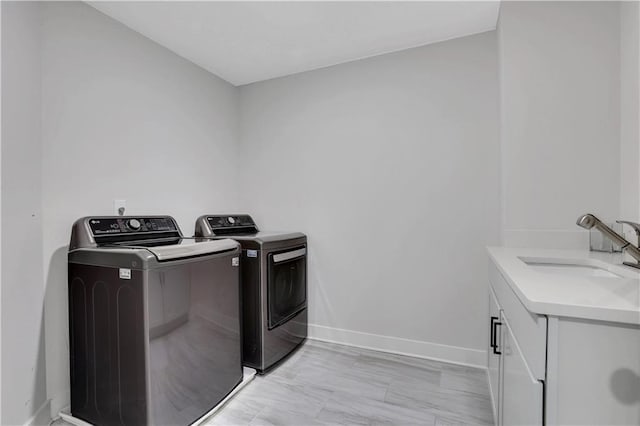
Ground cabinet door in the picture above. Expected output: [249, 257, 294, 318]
[501, 316, 544, 426]
[488, 287, 502, 425]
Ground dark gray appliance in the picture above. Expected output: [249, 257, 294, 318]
[68, 216, 243, 426]
[194, 215, 307, 373]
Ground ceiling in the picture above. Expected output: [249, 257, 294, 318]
[88, 1, 500, 86]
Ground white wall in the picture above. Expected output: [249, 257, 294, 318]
[1, 2, 48, 425]
[239, 32, 500, 366]
[498, 1, 622, 249]
[39, 2, 240, 418]
[2, 1, 635, 423]
[620, 1, 640, 245]
[0, 2, 2, 422]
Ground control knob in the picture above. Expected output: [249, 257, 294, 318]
[127, 218, 141, 231]
[227, 216, 236, 225]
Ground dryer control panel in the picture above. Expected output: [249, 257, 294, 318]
[205, 215, 259, 235]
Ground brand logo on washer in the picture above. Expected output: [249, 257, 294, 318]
[119, 268, 131, 280]
[232, 257, 239, 267]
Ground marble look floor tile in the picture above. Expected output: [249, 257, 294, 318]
[385, 377, 493, 425]
[356, 350, 462, 372]
[268, 345, 388, 402]
[58, 341, 495, 426]
[291, 364, 389, 401]
[249, 406, 329, 426]
[352, 354, 442, 386]
[440, 368, 491, 397]
[304, 339, 368, 356]
[237, 375, 334, 417]
[263, 343, 359, 383]
[434, 415, 471, 426]
[317, 391, 436, 426]
[205, 396, 265, 425]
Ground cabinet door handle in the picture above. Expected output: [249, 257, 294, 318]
[492, 320, 502, 355]
[490, 316, 499, 349]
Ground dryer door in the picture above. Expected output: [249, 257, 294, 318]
[267, 246, 307, 329]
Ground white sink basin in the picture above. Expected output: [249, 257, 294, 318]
[519, 257, 625, 279]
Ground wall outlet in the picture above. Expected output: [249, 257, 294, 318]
[113, 199, 126, 216]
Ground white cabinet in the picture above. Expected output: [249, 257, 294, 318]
[487, 287, 502, 423]
[488, 259, 640, 426]
[500, 317, 543, 426]
[488, 264, 544, 426]
[549, 318, 640, 425]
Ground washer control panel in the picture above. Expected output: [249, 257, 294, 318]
[89, 216, 177, 236]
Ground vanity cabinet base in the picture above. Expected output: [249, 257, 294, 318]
[546, 317, 640, 425]
[488, 259, 640, 426]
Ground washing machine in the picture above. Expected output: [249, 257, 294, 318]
[68, 216, 242, 425]
[194, 215, 307, 373]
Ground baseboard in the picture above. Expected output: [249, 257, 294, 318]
[49, 390, 70, 423]
[307, 323, 487, 368]
[23, 399, 51, 426]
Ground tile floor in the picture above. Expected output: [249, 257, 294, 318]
[55, 340, 494, 425]
[208, 341, 494, 425]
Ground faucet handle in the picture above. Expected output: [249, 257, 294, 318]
[616, 220, 640, 239]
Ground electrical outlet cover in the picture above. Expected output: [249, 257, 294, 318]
[113, 199, 126, 216]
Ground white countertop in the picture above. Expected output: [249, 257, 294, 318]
[487, 247, 640, 325]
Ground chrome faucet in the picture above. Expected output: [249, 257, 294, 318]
[576, 213, 640, 270]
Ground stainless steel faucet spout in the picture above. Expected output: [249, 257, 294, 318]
[576, 213, 640, 269]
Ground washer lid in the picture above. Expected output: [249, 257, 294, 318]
[145, 238, 238, 261]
